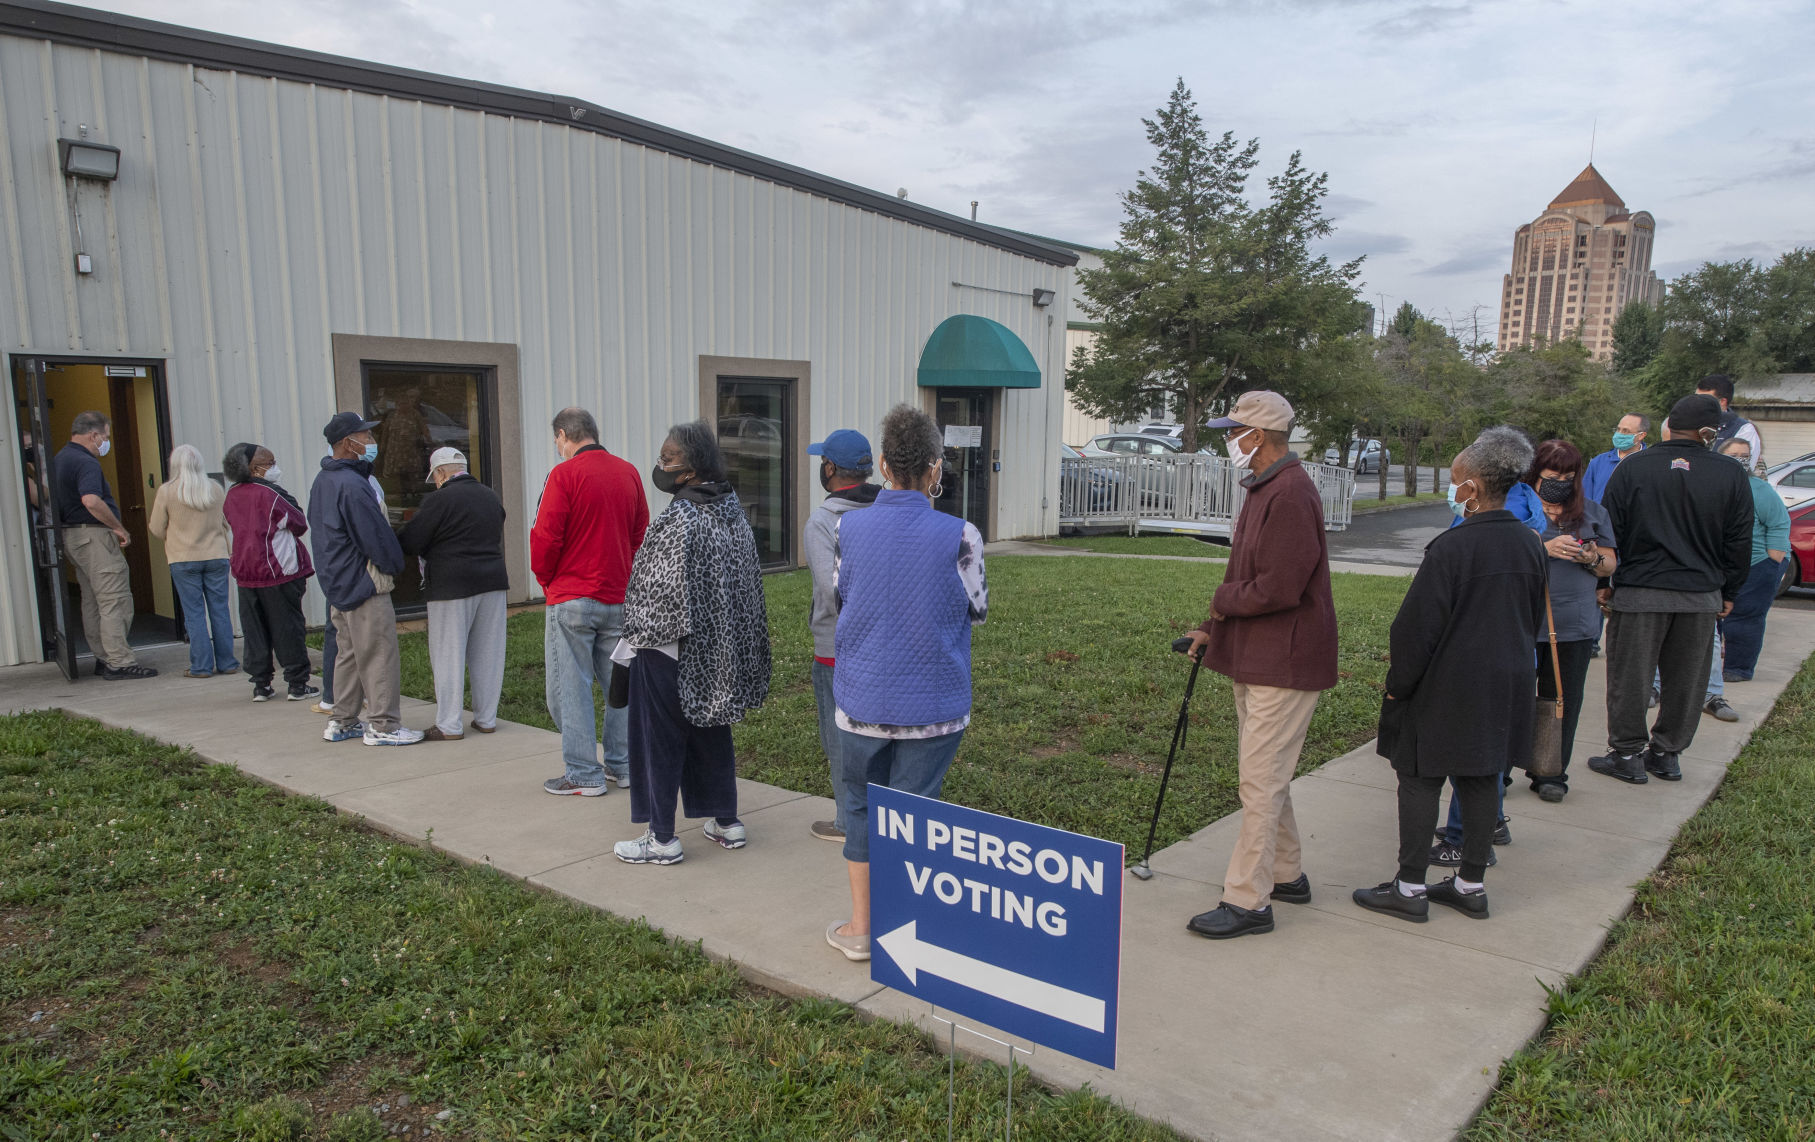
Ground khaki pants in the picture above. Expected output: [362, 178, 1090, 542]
[1220, 682, 1322, 911]
[329, 593, 401, 733]
[64, 526, 137, 667]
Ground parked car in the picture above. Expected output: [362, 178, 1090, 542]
[1084, 432, 1212, 456]
[1059, 442, 1123, 513]
[1778, 499, 1815, 596]
[1762, 453, 1815, 509]
[1347, 439, 1390, 474]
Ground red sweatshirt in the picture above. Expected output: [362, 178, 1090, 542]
[530, 445, 649, 606]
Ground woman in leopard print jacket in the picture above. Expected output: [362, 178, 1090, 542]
[611, 420, 771, 866]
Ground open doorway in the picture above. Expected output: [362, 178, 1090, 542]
[10, 356, 180, 671]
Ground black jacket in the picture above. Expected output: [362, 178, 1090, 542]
[397, 474, 509, 601]
[1602, 438, 1753, 600]
[1378, 510, 1546, 778]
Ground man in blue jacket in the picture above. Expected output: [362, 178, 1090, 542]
[1583, 413, 1650, 504]
[309, 411, 422, 747]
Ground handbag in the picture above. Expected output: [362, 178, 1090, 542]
[1528, 586, 1565, 778]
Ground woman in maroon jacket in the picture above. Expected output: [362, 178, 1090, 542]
[223, 443, 318, 702]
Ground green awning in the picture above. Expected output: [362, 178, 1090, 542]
[916, 314, 1041, 388]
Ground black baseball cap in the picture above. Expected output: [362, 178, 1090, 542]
[1666, 394, 1722, 434]
[323, 411, 381, 445]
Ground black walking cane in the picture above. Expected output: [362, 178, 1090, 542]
[1129, 636, 1202, 881]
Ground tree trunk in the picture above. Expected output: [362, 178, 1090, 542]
[1377, 443, 1388, 499]
[1404, 437, 1420, 496]
[1180, 390, 1199, 454]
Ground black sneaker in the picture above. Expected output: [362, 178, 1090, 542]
[1186, 902, 1274, 939]
[1589, 749, 1648, 784]
[1427, 877, 1490, 919]
[1492, 817, 1513, 846]
[99, 663, 158, 680]
[252, 685, 275, 702]
[1428, 841, 1495, 868]
[287, 683, 321, 702]
[1534, 782, 1567, 803]
[1722, 670, 1750, 683]
[1645, 747, 1682, 782]
[1704, 696, 1738, 723]
[1271, 873, 1312, 905]
[1352, 882, 1429, 923]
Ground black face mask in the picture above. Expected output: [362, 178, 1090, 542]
[818, 463, 835, 494]
[651, 463, 683, 494]
[1537, 477, 1575, 505]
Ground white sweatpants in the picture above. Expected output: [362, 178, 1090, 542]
[427, 590, 508, 735]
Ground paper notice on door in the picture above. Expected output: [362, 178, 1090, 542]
[942, 424, 982, 448]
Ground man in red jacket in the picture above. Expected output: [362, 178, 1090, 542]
[531, 408, 650, 795]
[1181, 391, 1339, 940]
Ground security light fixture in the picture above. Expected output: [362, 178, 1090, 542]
[1031, 288, 1056, 308]
[58, 139, 120, 181]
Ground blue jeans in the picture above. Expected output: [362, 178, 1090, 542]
[170, 558, 238, 675]
[545, 599, 629, 787]
[837, 726, 964, 863]
[812, 660, 843, 830]
[1719, 558, 1784, 679]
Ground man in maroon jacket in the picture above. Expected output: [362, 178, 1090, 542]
[1182, 391, 1339, 940]
[531, 408, 650, 795]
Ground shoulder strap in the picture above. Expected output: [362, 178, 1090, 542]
[1544, 586, 1564, 719]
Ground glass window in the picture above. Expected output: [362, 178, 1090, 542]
[363, 365, 494, 611]
[716, 378, 793, 569]
[1787, 466, 1815, 489]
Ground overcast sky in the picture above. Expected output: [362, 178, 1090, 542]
[102, 0, 1814, 341]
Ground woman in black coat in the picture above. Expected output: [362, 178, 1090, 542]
[1355, 427, 1545, 923]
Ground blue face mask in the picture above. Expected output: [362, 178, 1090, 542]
[361, 442, 378, 465]
[1446, 479, 1473, 519]
[1612, 431, 1638, 451]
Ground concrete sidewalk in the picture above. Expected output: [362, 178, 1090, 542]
[5, 608, 1810, 1142]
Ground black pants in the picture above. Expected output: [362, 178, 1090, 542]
[1606, 609, 1717, 756]
[626, 650, 739, 843]
[1399, 772, 1497, 883]
[1534, 638, 1595, 787]
[239, 579, 311, 689]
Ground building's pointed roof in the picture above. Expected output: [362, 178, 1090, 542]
[1550, 163, 1625, 209]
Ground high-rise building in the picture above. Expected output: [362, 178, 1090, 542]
[1497, 164, 1663, 359]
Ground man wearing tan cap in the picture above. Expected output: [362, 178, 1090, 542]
[1182, 391, 1339, 939]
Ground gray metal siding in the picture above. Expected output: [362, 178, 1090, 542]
[0, 33, 1070, 667]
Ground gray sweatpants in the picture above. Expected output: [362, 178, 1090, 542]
[1606, 608, 1717, 757]
[330, 593, 402, 734]
[428, 590, 507, 735]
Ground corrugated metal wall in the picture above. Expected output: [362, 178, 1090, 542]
[0, 35, 1072, 667]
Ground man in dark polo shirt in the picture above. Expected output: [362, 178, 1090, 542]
[51, 410, 155, 679]
[1180, 391, 1339, 939]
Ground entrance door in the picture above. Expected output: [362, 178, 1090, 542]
[14, 358, 77, 679]
[933, 389, 994, 537]
[716, 378, 795, 569]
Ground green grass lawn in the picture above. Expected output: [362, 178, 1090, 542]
[1351, 493, 1439, 513]
[0, 711, 1178, 1140]
[1466, 656, 1815, 1141]
[1037, 535, 1228, 557]
[396, 556, 1409, 857]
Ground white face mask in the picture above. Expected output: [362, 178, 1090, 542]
[97, 438, 111, 458]
[263, 466, 282, 482]
[1224, 429, 1257, 470]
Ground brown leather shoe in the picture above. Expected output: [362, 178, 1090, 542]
[471, 721, 497, 734]
[423, 726, 464, 742]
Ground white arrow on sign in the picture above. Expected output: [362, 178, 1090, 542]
[875, 920, 1106, 1033]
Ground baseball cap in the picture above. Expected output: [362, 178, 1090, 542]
[426, 446, 467, 483]
[1667, 394, 1722, 434]
[1204, 391, 1294, 433]
[323, 411, 381, 445]
[807, 428, 874, 471]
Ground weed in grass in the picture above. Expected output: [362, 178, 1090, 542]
[0, 710, 1180, 1140]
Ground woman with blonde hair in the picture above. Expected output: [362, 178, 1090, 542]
[149, 444, 239, 679]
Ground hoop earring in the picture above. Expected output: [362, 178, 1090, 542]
[928, 480, 944, 498]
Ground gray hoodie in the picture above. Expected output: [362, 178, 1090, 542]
[804, 483, 880, 658]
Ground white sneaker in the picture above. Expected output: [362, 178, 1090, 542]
[613, 831, 683, 865]
[324, 719, 365, 743]
[363, 726, 425, 747]
[703, 820, 747, 850]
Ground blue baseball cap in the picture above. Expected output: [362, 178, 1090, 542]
[807, 429, 874, 471]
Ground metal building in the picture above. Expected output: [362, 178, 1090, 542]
[0, 0, 1076, 672]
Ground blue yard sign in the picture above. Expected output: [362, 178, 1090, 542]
[868, 785, 1123, 1068]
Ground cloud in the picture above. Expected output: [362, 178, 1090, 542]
[1417, 247, 1512, 277]
[1321, 231, 1413, 260]
[1364, 3, 1475, 38]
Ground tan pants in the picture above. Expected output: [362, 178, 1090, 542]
[329, 593, 401, 733]
[64, 526, 137, 667]
[1221, 682, 1322, 911]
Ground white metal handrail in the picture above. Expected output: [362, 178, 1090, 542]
[1059, 453, 1353, 535]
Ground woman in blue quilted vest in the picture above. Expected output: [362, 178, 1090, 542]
[826, 405, 988, 961]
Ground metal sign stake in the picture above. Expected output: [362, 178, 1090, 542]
[931, 1008, 1028, 1141]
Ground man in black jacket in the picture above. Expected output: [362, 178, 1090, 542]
[399, 446, 510, 741]
[1591, 395, 1753, 785]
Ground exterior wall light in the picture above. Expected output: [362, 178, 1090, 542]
[1031, 288, 1056, 307]
[58, 139, 120, 181]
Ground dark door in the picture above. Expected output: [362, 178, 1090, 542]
[16, 358, 78, 680]
[933, 389, 993, 537]
[716, 378, 794, 569]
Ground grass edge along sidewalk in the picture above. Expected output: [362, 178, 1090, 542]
[1466, 653, 1815, 1142]
[0, 710, 1182, 1140]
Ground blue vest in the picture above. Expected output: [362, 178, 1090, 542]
[833, 490, 972, 726]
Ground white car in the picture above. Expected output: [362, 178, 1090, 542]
[1763, 453, 1815, 508]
